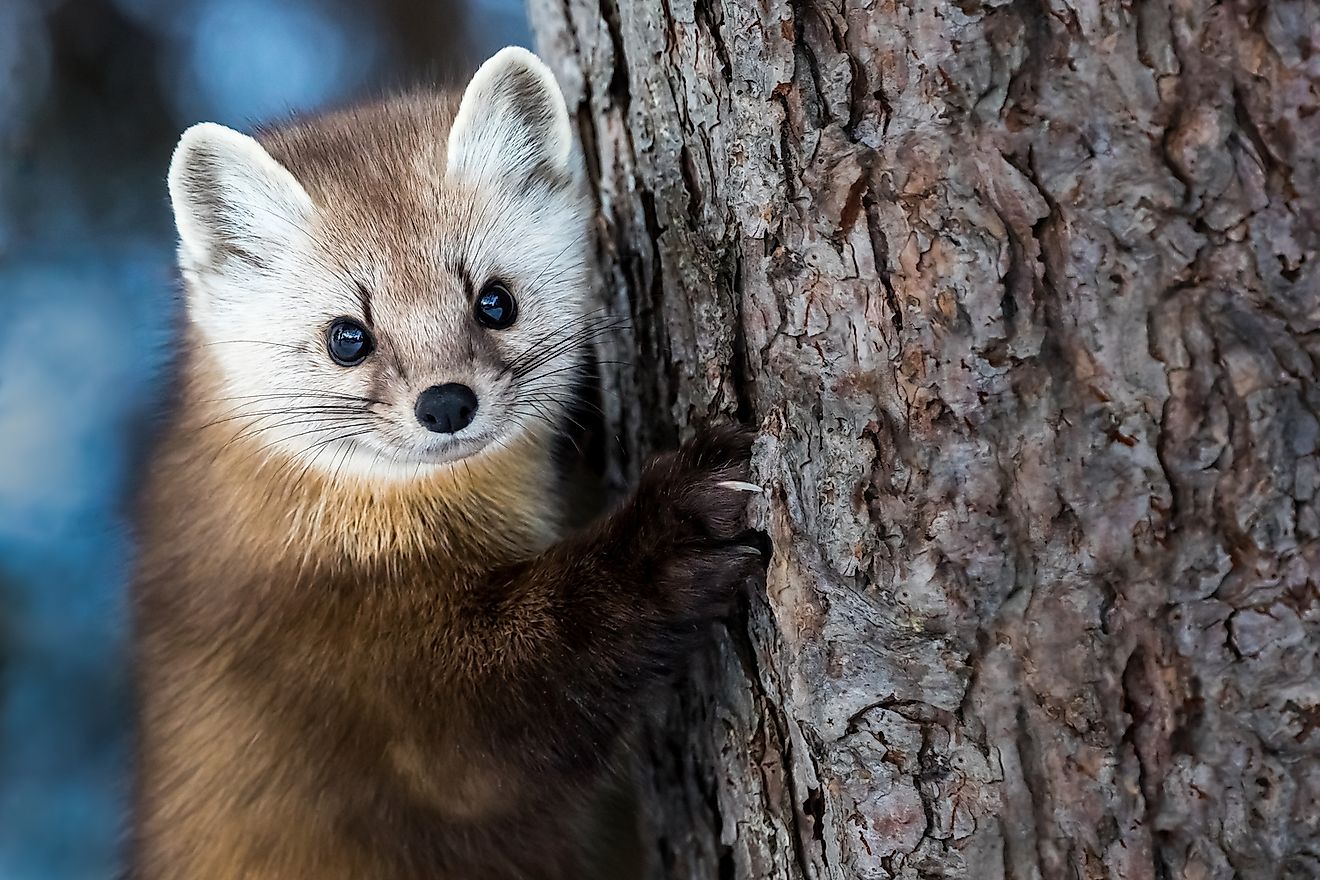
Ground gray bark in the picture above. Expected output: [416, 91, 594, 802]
[529, 0, 1320, 877]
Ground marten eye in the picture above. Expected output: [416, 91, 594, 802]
[326, 318, 374, 366]
[475, 281, 517, 330]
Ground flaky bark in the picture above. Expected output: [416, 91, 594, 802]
[530, 0, 1320, 877]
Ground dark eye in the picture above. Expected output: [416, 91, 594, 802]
[326, 318, 374, 366]
[475, 281, 517, 330]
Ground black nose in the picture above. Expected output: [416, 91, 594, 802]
[415, 383, 479, 434]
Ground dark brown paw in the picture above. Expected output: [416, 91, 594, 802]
[632, 424, 765, 614]
[639, 424, 754, 535]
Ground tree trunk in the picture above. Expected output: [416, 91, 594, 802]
[529, 0, 1320, 877]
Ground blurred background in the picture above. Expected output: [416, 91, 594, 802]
[0, 1, 529, 876]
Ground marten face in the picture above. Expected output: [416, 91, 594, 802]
[167, 49, 600, 479]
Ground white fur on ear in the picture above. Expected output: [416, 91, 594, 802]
[447, 47, 575, 187]
[167, 122, 313, 273]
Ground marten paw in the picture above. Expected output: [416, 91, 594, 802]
[633, 424, 767, 612]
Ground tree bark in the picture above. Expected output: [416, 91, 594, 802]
[529, 0, 1320, 877]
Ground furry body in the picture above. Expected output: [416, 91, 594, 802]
[129, 50, 758, 879]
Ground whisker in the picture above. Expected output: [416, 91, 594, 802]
[202, 339, 308, 352]
[510, 319, 630, 380]
[517, 236, 588, 303]
[245, 424, 374, 466]
[517, 359, 630, 386]
[204, 390, 383, 405]
[218, 414, 372, 456]
[198, 405, 372, 430]
[500, 306, 616, 370]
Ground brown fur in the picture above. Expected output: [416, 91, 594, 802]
[129, 342, 759, 878]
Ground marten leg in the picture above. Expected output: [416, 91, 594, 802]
[453, 425, 764, 774]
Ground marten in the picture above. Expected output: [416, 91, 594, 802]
[129, 47, 762, 879]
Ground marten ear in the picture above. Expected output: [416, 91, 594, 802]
[447, 47, 575, 188]
[168, 122, 313, 274]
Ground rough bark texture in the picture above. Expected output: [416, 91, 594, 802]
[529, 1, 1320, 877]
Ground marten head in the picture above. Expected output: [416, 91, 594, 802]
[167, 48, 597, 480]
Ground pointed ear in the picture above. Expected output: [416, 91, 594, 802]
[446, 47, 576, 188]
[167, 122, 313, 273]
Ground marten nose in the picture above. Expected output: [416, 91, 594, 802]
[415, 384, 478, 434]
